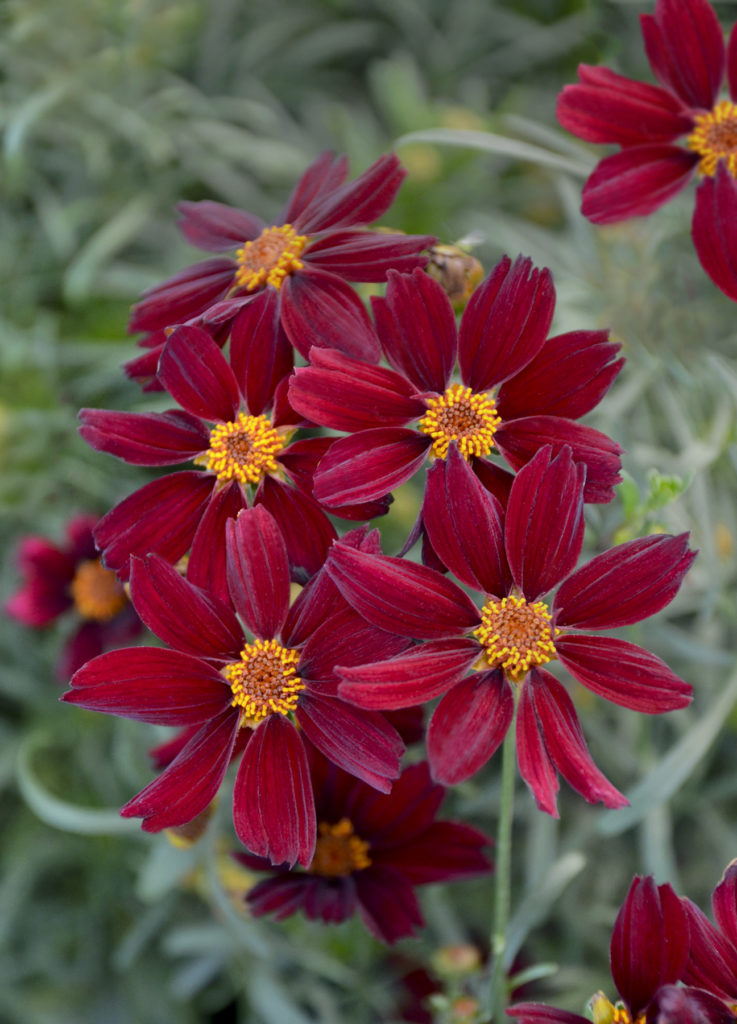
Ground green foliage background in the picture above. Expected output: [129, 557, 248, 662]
[2, 0, 737, 1021]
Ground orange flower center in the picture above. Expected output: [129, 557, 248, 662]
[203, 412, 284, 486]
[234, 224, 308, 291]
[69, 559, 127, 622]
[418, 383, 501, 459]
[308, 818, 372, 877]
[474, 595, 558, 683]
[687, 100, 737, 176]
[591, 993, 644, 1024]
[224, 639, 304, 724]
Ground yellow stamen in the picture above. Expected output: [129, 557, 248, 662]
[69, 559, 128, 622]
[308, 818, 372, 877]
[224, 639, 304, 724]
[590, 993, 644, 1024]
[234, 224, 308, 291]
[474, 594, 558, 683]
[203, 412, 284, 486]
[418, 383, 501, 460]
[687, 100, 737, 176]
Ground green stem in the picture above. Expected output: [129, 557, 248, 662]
[489, 692, 518, 1022]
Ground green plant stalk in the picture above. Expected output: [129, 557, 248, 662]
[489, 692, 518, 1022]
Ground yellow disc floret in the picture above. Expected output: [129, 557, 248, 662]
[69, 559, 128, 622]
[687, 100, 737, 177]
[418, 384, 501, 459]
[234, 223, 308, 291]
[590, 992, 644, 1024]
[474, 594, 558, 683]
[204, 412, 284, 486]
[224, 638, 304, 723]
[308, 818, 372, 877]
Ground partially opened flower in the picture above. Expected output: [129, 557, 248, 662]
[125, 150, 435, 386]
[61, 507, 408, 866]
[509, 875, 730, 1024]
[557, 0, 737, 301]
[329, 445, 694, 814]
[237, 750, 492, 944]
[80, 324, 387, 594]
[5, 515, 141, 678]
[289, 259, 624, 526]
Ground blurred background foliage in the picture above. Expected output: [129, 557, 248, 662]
[2, 0, 737, 1021]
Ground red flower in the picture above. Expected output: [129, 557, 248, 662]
[80, 325, 387, 594]
[289, 259, 624, 520]
[328, 445, 694, 815]
[61, 508, 408, 866]
[509, 875, 729, 1024]
[679, 859, 737, 1007]
[557, 0, 737, 301]
[125, 151, 435, 386]
[237, 750, 492, 944]
[5, 515, 141, 678]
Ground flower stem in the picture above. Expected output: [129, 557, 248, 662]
[489, 694, 518, 1022]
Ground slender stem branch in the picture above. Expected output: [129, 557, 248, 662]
[489, 692, 518, 1022]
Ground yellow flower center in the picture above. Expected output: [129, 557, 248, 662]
[474, 594, 558, 683]
[591, 993, 644, 1024]
[224, 639, 304, 724]
[687, 100, 737, 176]
[69, 559, 128, 622]
[203, 412, 284, 486]
[234, 223, 308, 291]
[418, 383, 501, 459]
[308, 818, 372, 877]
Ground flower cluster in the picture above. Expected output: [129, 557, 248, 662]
[9, 144, 693, 948]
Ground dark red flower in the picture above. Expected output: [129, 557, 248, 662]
[289, 259, 624, 518]
[5, 515, 141, 678]
[237, 749, 492, 943]
[125, 151, 435, 386]
[80, 324, 388, 594]
[557, 0, 737, 301]
[328, 445, 694, 815]
[678, 859, 737, 1007]
[509, 875, 730, 1024]
[61, 508, 408, 867]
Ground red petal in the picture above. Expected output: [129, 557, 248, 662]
[256, 476, 337, 584]
[581, 145, 698, 224]
[427, 671, 513, 784]
[94, 472, 215, 578]
[225, 505, 290, 638]
[121, 707, 239, 828]
[422, 445, 509, 595]
[713, 861, 737, 951]
[355, 866, 425, 943]
[557, 65, 694, 145]
[63, 647, 231, 724]
[352, 761, 442, 844]
[556, 634, 692, 712]
[338, 638, 480, 709]
[289, 348, 424, 431]
[296, 694, 403, 792]
[229, 290, 293, 416]
[326, 543, 479, 639]
[295, 152, 405, 233]
[281, 266, 381, 362]
[298, 603, 408, 686]
[553, 532, 696, 629]
[458, 255, 555, 393]
[232, 715, 316, 867]
[507, 1005, 589, 1024]
[79, 408, 209, 465]
[186, 481, 247, 605]
[610, 876, 689, 1015]
[314, 428, 430, 506]
[504, 446, 585, 602]
[305, 230, 433, 282]
[381, 820, 492, 884]
[729, 22, 737, 102]
[128, 258, 234, 333]
[157, 325, 240, 422]
[516, 678, 560, 816]
[495, 415, 623, 504]
[176, 199, 264, 251]
[682, 897, 737, 999]
[283, 151, 348, 225]
[130, 554, 242, 659]
[692, 164, 737, 302]
[371, 268, 457, 393]
[527, 668, 628, 810]
[496, 330, 624, 421]
[641, 0, 725, 110]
